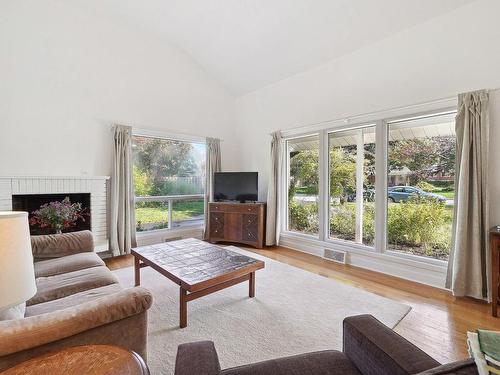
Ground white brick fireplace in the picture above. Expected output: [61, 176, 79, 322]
[0, 176, 109, 252]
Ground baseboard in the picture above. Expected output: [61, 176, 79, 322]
[279, 233, 448, 289]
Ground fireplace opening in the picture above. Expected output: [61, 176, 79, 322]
[12, 193, 91, 235]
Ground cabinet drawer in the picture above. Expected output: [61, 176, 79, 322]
[241, 214, 259, 242]
[234, 205, 261, 214]
[210, 203, 225, 212]
[209, 212, 225, 237]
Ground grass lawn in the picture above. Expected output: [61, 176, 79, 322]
[438, 190, 455, 199]
[136, 200, 204, 230]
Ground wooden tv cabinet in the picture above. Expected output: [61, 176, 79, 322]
[208, 202, 266, 248]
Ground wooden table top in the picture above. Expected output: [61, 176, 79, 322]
[131, 238, 265, 292]
[3, 345, 149, 375]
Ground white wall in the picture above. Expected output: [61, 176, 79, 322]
[235, 0, 500, 218]
[0, 0, 239, 177]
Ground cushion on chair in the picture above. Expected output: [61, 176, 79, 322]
[25, 283, 124, 316]
[34, 252, 105, 278]
[221, 351, 362, 375]
[28, 266, 118, 306]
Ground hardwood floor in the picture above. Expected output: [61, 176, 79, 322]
[106, 244, 500, 365]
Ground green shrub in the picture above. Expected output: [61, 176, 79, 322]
[330, 204, 355, 240]
[416, 181, 437, 192]
[387, 198, 447, 250]
[288, 201, 318, 234]
[362, 204, 375, 245]
[329, 203, 375, 244]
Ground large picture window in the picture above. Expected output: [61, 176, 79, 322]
[329, 126, 375, 246]
[387, 113, 455, 260]
[281, 109, 456, 264]
[132, 135, 206, 232]
[286, 134, 320, 236]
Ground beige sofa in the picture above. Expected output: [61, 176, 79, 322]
[0, 231, 152, 371]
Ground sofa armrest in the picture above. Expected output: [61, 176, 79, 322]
[175, 341, 221, 375]
[343, 315, 440, 375]
[0, 287, 152, 357]
[31, 230, 94, 259]
[415, 359, 478, 375]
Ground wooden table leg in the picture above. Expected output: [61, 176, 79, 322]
[249, 272, 255, 298]
[134, 256, 141, 287]
[180, 287, 188, 328]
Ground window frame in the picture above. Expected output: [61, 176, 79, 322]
[280, 107, 456, 267]
[282, 132, 321, 239]
[326, 123, 377, 247]
[131, 128, 207, 235]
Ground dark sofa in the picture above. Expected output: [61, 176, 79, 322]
[175, 315, 477, 375]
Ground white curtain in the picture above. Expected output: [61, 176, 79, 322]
[446, 90, 490, 300]
[110, 125, 137, 256]
[203, 137, 221, 240]
[266, 131, 283, 246]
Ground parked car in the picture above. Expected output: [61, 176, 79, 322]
[347, 188, 375, 202]
[387, 186, 446, 203]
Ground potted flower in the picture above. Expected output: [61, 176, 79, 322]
[30, 197, 87, 234]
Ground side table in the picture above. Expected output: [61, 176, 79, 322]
[2, 345, 149, 375]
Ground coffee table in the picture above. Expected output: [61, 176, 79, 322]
[131, 238, 265, 328]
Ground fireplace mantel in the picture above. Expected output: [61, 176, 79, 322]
[0, 176, 109, 252]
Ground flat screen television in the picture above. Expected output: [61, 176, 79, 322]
[214, 172, 258, 202]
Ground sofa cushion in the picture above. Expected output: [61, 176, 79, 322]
[221, 351, 362, 375]
[28, 266, 118, 306]
[25, 283, 123, 317]
[34, 252, 105, 278]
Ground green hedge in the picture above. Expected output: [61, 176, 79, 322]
[387, 198, 450, 256]
[288, 201, 319, 234]
[288, 198, 450, 258]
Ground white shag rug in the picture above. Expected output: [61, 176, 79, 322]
[113, 246, 410, 375]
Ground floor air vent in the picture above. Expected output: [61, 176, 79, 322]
[323, 248, 347, 264]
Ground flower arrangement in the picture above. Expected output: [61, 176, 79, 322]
[30, 197, 87, 234]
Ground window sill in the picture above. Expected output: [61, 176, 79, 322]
[136, 224, 204, 238]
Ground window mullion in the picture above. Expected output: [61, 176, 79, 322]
[318, 129, 329, 241]
[355, 130, 364, 243]
[374, 120, 387, 253]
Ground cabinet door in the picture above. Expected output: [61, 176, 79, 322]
[210, 212, 225, 238]
[241, 214, 259, 242]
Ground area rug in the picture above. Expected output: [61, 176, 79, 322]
[113, 246, 411, 374]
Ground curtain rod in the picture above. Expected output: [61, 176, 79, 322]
[270, 88, 500, 136]
[110, 124, 223, 142]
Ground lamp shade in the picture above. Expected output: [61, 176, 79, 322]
[0, 212, 37, 311]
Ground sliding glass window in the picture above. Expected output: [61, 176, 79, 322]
[328, 126, 376, 246]
[286, 134, 320, 236]
[387, 112, 456, 260]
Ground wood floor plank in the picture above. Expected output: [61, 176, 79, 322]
[105, 243, 500, 363]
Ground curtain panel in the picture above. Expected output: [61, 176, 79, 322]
[266, 131, 283, 246]
[446, 90, 490, 301]
[203, 137, 221, 240]
[110, 125, 137, 256]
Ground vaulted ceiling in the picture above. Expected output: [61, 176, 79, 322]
[68, 0, 473, 96]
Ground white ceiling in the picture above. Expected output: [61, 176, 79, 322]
[68, 0, 473, 96]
